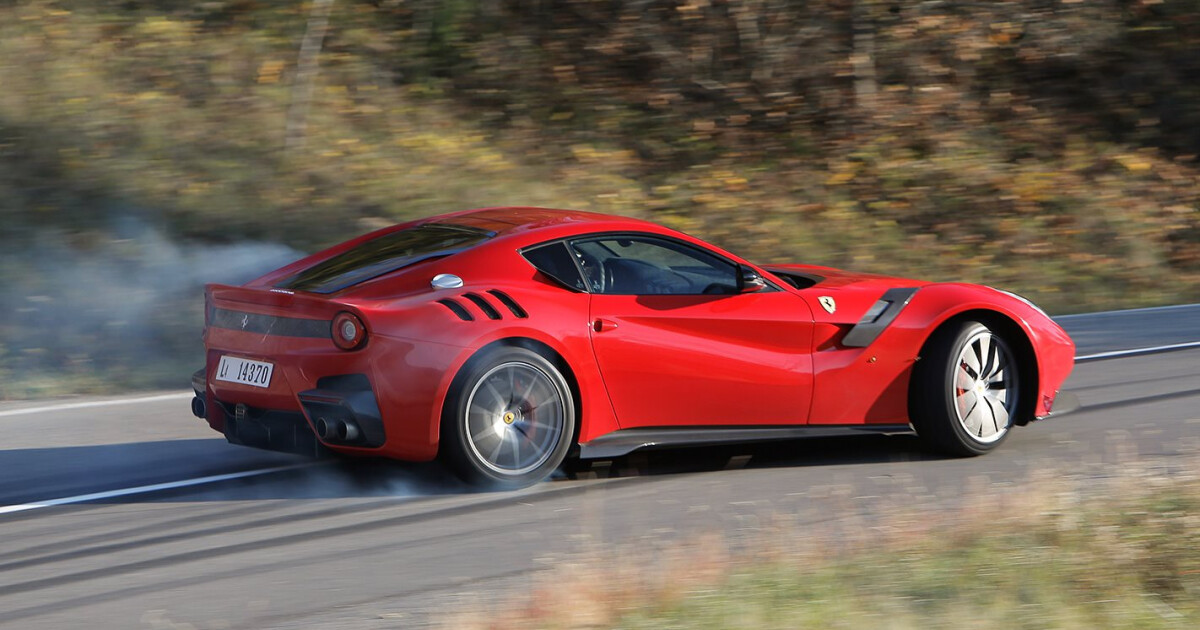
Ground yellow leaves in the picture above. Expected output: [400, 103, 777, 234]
[134, 16, 194, 41]
[676, 0, 710, 19]
[825, 161, 862, 187]
[570, 145, 599, 161]
[1010, 171, 1063, 204]
[257, 60, 285, 84]
[722, 176, 748, 192]
[1114, 154, 1153, 173]
[826, 171, 855, 186]
[822, 202, 858, 222]
[570, 144, 635, 165]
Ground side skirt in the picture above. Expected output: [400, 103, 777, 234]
[577, 424, 914, 460]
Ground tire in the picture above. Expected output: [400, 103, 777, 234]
[441, 346, 575, 489]
[910, 320, 1020, 456]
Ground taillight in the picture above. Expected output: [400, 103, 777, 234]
[331, 311, 367, 350]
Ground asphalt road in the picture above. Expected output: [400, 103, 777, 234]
[0, 305, 1197, 629]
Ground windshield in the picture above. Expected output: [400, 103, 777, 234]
[277, 223, 493, 294]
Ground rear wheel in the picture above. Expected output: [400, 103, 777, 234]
[911, 320, 1020, 456]
[441, 346, 575, 489]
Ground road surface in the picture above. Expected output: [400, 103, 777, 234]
[0, 305, 1197, 628]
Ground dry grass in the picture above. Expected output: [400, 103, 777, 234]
[440, 460, 1200, 629]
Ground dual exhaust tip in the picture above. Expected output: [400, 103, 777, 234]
[193, 394, 361, 445]
[315, 416, 361, 443]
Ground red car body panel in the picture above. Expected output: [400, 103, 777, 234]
[589, 291, 814, 427]
[196, 207, 1076, 463]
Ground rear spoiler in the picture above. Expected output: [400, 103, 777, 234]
[205, 284, 346, 321]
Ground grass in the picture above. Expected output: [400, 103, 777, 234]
[440, 463, 1200, 629]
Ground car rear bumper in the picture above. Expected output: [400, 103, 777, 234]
[192, 368, 389, 458]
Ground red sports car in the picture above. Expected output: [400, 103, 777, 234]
[192, 207, 1077, 488]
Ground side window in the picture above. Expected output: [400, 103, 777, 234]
[568, 236, 739, 295]
[522, 242, 586, 291]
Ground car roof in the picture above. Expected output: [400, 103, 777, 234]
[434, 207, 658, 237]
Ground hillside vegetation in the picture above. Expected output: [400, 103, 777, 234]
[1, 0, 1198, 396]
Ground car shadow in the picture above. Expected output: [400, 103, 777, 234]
[574, 432, 944, 479]
[0, 433, 942, 507]
[0, 439, 471, 507]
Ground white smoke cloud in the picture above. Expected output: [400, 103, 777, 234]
[0, 218, 304, 395]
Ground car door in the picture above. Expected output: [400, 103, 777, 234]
[570, 234, 815, 428]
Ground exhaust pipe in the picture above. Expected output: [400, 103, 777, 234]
[315, 417, 361, 443]
[191, 396, 206, 419]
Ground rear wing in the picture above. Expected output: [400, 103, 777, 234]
[205, 284, 347, 324]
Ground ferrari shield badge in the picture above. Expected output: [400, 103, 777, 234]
[818, 296, 836, 314]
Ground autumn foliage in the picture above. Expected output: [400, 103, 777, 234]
[0, 0, 1198, 394]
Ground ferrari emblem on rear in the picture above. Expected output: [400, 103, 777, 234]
[818, 296, 836, 314]
[240, 314, 250, 330]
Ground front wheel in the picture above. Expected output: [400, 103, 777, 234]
[441, 346, 575, 489]
[911, 320, 1020, 456]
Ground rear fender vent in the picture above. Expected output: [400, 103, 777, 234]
[487, 289, 528, 318]
[437, 298, 474, 321]
[462, 292, 502, 320]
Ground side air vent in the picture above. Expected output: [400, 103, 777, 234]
[437, 298, 474, 321]
[462, 292, 502, 320]
[487, 290, 528, 318]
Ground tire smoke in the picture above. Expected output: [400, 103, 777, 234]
[0, 218, 303, 397]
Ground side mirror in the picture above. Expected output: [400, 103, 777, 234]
[739, 266, 766, 293]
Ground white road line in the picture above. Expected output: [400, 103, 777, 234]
[0, 392, 193, 419]
[1075, 340, 1200, 362]
[0, 463, 317, 516]
[1055, 302, 1200, 320]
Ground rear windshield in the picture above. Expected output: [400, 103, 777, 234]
[277, 224, 493, 294]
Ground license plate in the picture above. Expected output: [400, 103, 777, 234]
[215, 356, 274, 388]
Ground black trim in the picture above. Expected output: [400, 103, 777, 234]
[277, 223, 496, 295]
[766, 269, 824, 290]
[522, 232, 782, 294]
[521, 241, 588, 292]
[462, 292, 502, 320]
[577, 424, 914, 459]
[299, 374, 387, 447]
[192, 368, 206, 396]
[841, 287, 920, 348]
[210, 308, 330, 338]
[487, 289, 528, 318]
[214, 400, 329, 458]
[437, 298, 474, 321]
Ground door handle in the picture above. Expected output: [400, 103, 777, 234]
[592, 318, 618, 333]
